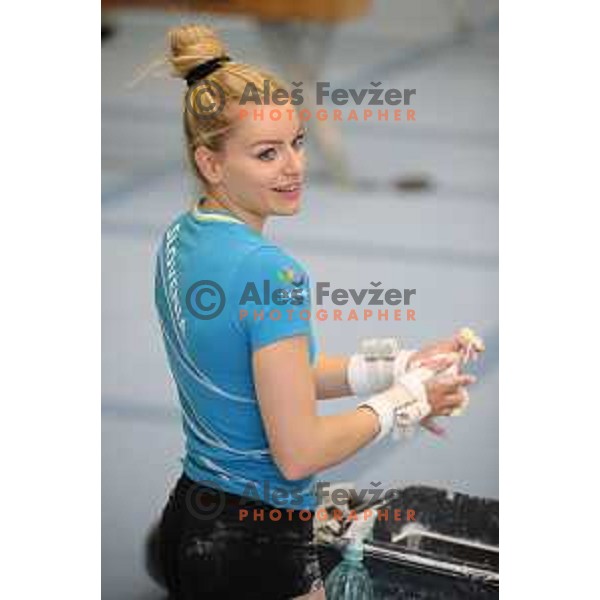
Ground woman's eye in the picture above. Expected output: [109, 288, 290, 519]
[293, 135, 306, 149]
[258, 148, 276, 161]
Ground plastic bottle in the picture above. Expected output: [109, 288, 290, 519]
[324, 538, 375, 600]
[324, 511, 377, 600]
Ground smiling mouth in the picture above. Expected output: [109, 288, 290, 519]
[272, 185, 301, 192]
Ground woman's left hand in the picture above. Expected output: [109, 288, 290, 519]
[408, 328, 485, 371]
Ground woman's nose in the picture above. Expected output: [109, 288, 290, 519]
[283, 147, 304, 176]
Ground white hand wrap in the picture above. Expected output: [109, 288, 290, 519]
[347, 337, 416, 397]
[394, 367, 434, 426]
[357, 367, 433, 444]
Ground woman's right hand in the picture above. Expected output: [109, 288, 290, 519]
[424, 373, 476, 417]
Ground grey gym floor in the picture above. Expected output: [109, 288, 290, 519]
[102, 3, 498, 598]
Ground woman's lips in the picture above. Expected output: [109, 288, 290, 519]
[272, 185, 302, 201]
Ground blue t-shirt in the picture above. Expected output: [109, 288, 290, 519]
[155, 206, 319, 510]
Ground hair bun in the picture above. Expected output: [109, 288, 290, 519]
[168, 24, 228, 80]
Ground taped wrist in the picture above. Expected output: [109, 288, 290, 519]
[394, 368, 433, 427]
[347, 337, 416, 397]
[358, 370, 432, 444]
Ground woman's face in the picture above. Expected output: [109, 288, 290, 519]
[202, 101, 307, 223]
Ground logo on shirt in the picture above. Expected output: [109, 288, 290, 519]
[277, 266, 306, 287]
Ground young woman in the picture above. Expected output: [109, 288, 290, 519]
[151, 24, 479, 600]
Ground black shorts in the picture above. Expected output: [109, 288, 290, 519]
[157, 473, 324, 599]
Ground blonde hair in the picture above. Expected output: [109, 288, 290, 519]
[167, 24, 289, 186]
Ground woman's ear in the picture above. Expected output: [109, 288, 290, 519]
[194, 146, 223, 185]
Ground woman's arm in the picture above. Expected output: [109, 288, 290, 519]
[312, 354, 352, 400]
[253, 335, 471, 481]
[254, 336, 379, 481]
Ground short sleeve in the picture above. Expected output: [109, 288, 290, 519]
[232, 245, 316, 359]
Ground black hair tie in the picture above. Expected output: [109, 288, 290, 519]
[185, 56, 231, 87]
